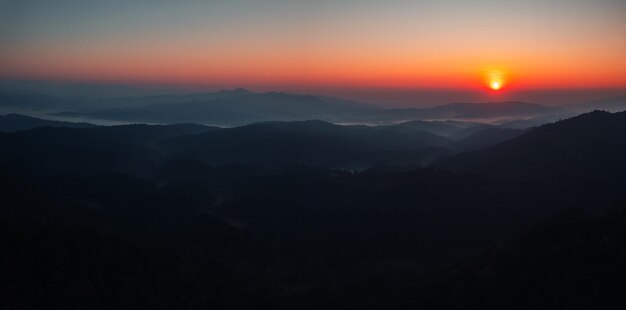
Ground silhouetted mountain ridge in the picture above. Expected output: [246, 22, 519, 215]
[16, 90, 562, 126]
[54, 92, 376, 126]
[0, 113, 97, 132]
[159, 120, 454, 169]
[438, 110, 626, 183]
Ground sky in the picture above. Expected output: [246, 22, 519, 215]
[1, 0, 625, 106]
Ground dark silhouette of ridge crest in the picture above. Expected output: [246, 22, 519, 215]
[437, 110, 626, 181]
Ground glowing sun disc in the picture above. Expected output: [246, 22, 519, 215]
[483, 69, 507, 91]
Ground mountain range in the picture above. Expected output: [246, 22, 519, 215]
[7, 88, 621, 127]
[0, 113, 96, 132]
[565, 95, 626, 112]
[0, 113, 539, 171]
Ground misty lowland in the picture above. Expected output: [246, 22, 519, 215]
[1, 89, 626, 309]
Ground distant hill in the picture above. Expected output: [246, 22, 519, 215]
[452, 127, 526, 152]
[0, 113, 97, 132]
[54, 89, 377, 126]
[60, 98, 560, 126]
[496, 113, 575, 129]
[565, 95, 626, 113]
[88, 123, 218, 145]
[159, 120, 454, 169]
[421, 101, 560, 119]
[370, 101, 562, 123]
[3, 89, 565, 126]
[0, 93, 74, 111]
[381, 120, 486, 138]
[447, 123, 494, 140]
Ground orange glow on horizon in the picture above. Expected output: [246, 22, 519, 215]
[2, 51, 625, 92]
[0, 0, 624, 94]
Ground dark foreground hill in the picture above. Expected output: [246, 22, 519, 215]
[439, 110, 626, 176]
[438, 110, 626, 188]
[1, 111, 625, 309]
[391, 204, 626, 310]
[437, 110, 626, 209]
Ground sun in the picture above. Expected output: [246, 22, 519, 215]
[484, 69, 507, 91]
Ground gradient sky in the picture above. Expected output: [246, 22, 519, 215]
[1, 0, 625, 105]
